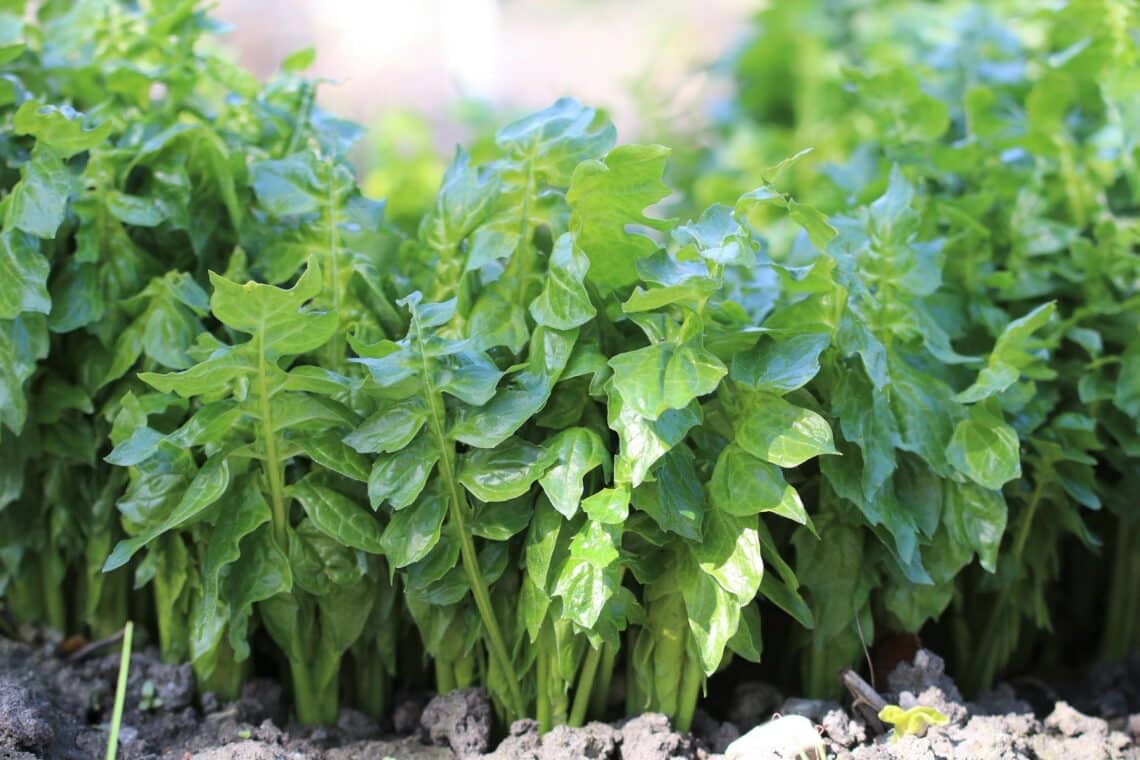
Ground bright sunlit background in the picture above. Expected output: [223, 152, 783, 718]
[214, 0, 756, 145]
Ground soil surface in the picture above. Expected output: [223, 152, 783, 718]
[1, 627, 1137, 759]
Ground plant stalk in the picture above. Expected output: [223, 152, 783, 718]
[589, 641, 616, 720]
[104, 622, 133, 760]
[569, 643, 602, 727]
[675, 643, 703, 734]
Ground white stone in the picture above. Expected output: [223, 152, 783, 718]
[724, 714, 826, 759]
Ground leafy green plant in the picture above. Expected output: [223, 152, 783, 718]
[3, 0, 1138, 738]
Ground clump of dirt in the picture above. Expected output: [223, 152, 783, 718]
[420, 688, 493, 758]
[1, 626, 1138, 759]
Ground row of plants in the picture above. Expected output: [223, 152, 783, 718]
[1, 0, 1136, 735]
[681, 0, 1140, 696]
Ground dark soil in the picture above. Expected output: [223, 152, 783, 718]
[1, 626, 1137, 759]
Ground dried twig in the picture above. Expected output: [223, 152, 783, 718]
[841, 668, 887, 735]
[66, 629, 126, 663]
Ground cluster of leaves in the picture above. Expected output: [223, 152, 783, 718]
[2, 0, 1137, 736]
[0, 0, 401, 723]
[680, 0, 1140, 695]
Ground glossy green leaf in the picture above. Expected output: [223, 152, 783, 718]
[104, 455, 231, 571]
[13, 101, 112, 158]
[947, 405, 1021, 490]
[538, 427, 607, 518]
[610, 340, 726, 421]
[458, 437, 547, 502]
[736, 393, 837, 467]
[568, 144, 673, 291]
[0, 230, 51, 319]
[291, 478, 384, 554]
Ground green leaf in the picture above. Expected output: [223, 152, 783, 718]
[281, 46, 316, 72]
[296, 433, 370, 482]
[0, 314, 49, 433]
[451, 326, 576, 448]
[529, 234, 596, 329]
[251, 155, 322, 217]
[569, 520, 621, 568]
[458, 437, 547, 502]
[538, 428, 608, 518]
[13, 101, 112, 158]
[736, 392, 837, 467]
[553, 554, 620, 631]
[947, 405, 1021, 490]
[956, 303, 1056, 403]
[691, 510, 764, 604]
[568, 144, 674, 291]
[208, 260, 337, 357]
[728, 602, 764, 663]
[582, 487, 630, 525]
[610, 340, 726, 421]
[191, 477, 271, 667]
[344, 399, 427, 454]
[0, 229, 51, 319]
[291, 478, 384, 554]
[677, 554, 740, 675]
[367, 434, 439, 510]
[104, 455, 231, 571]
[496, 97, 616, 185]
[632, 447, 704, 540]
[609, 394, 701, 487]
[709, 444, 808, 524]
[731, 332, 830, 393]
[381, 481, 448, 567]
[8, 145, 71, 239]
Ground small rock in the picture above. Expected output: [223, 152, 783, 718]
[254, 719, 284, 744]
[619, 713, 695, 759]
[821, 709, 865, 748]
[482, 718, 540, 759]
[539, 722, 619, 759]
[1127, 714, 1140, 740]
[0, 677, 55, 754]
[420, 687, 493, 758]
[888, 649, 964, 705]
[1044, 701, 1108, 738]
[724, 715, 825, 760]
[897, 686, 967, 724]
[189, 739, 286, 759]
[727, 682, 783, 727]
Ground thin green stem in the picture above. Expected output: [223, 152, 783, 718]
[536, 635, 551, 732]
[256, 334, 288, 550]
[289, 658, 323, 725]
[323, 155, 345, 372]
[969, 477, 1046, 692]
[454, 655, 476, 688]
[104, 621, 133, 760]
[1102, 520, 1140, 660]
[282, 82, 316, 157]
[675, 645, 703, 734]
[41, 553, 66, 633]
[411, 308, 526, 719]
[589, 641, 616, 720]
[569, 644, 602, 727]
[436, 659, 456, 695]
